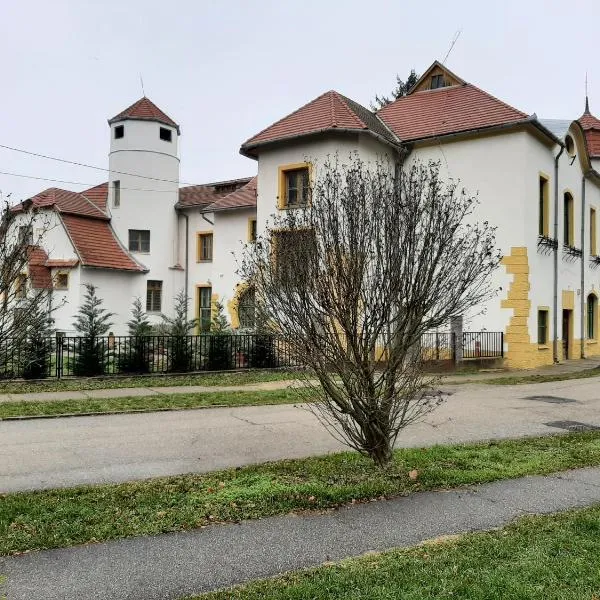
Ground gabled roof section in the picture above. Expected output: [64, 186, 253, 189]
[27, 188, 108, 220]
[578, 99, 600, 158]
[61, 214, 146, 272]
[205, 177, 257, 212]
[177, 177, 253, 209]
[81, 182, 108, 212]
[407, 60, 465, 94]
[377, 83, 528, 143]
[241, 90, 398, 157]
[109, 97, 180, 134]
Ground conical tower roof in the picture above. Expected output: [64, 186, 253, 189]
[109, 97, 179, 133]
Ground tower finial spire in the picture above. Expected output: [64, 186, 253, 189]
[585, 73, 590, 114]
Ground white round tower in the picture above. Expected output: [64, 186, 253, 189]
[107, 97, 183, 321]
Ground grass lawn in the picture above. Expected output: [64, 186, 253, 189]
[0, 389, 302, 419]
[0, 369, 301, 395]
[2, 432, 600, 556]
[194, 505, 600, 599]
[479, 367, 600, 386]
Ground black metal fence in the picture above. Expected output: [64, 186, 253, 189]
[0, 330, 505, 380]
[420, 332, 456, 362]
[462, 331, 504, 359]
[0, 334, 298, 380]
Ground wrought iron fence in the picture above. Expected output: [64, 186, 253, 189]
[0, 330, 504, 380]
[0, 334, 298, 380]
[420, 332, 456, 362]
[462, 331, 504, 359]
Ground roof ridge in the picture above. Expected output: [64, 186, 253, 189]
[74, 188, 109, 218]
[180, 176, 254, 191]
[241, 90, 334, 147]
[332, 92, 368, 130]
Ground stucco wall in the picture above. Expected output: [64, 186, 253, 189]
[107, 118, 184, 322]
[408, 132, 528, 336]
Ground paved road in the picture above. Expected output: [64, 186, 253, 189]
[2, 377, 600, 492]
[2, 467, 600, 600]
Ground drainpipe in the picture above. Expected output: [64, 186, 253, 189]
[183, 212, 189, 301]
[581, 175, 586, 358]
[553, 144, 564, 363]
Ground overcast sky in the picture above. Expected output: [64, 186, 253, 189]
[1, 0, 599, 201]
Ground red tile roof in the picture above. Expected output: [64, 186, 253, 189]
[27, 247, 53, 289]
[377, 83, 528, 142]
[177, 177, 253, 209]
[45, 258, 79, 268]
[205, 177, 257, 212]
[109, 97, 180, 133]
[81, 182, 108, 212]
[578, 108, 600, 158]
[27, 188, 108, 220]
[61, 214, 146, 272]
[241, 91, 397, 156]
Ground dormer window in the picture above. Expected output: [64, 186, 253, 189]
[431, 74, 445, 89]
[159, 127, 172, 142]
[114, 125, 124, 139]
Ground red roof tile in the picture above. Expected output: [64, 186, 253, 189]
[45, 258, 79, 268]
[109, 97, 180, 133]
[205, 177, 257, 212]
[81, 182, 108, 212]
[27, 246, 53, 289]
[177, 177, 253, 209]
[28, 188, 107, 219]
[578, 108, 600, 158]
[61, 214, 145, 272]
[241, 91, 397, 156]
[377, 83, 528, 142]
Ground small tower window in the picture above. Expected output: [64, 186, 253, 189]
[113, 180, 120, 207]
[114, 125, 124, 139]
[159, 127, 172, 142]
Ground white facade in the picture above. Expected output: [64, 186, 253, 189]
[17, 75, 600, 368]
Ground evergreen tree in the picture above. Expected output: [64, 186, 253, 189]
[371, 69, 419, 110]
[210, 299, 230, 333]
[247, 312, 277, 369]
[161, 290, 197, 372]
[207, 299, 233, 370]
[118, 297, 152, 374]
[127, 297, 152, 336]
[21, 299, 54, 379]
[72, 284, 114, 376]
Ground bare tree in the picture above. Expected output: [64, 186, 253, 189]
[239, 156, 500, 467]
[0, 197, 55, 346]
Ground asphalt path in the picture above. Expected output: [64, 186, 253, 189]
[2, 377, 600, 492]
[2, 467, 600, 599]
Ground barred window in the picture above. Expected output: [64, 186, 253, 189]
[146, 280, 162, 312]
[199, 286, 212, 332]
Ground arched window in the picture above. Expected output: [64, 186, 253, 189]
[564, 192, 574, 246]
[238, 286, 256, 330]
[587, 294, 597, 340]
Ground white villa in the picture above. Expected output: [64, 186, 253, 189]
[15, 61, 600, 369]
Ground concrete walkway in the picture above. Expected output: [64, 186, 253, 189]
[4, 374, 600, 492]
[1, 467, 600, 600]
[1, 358, 599, 404]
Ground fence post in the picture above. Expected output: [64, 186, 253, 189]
[55, 337, 63, 379]
[450, 315, 463, 365]
[501, 332, 504, 358]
